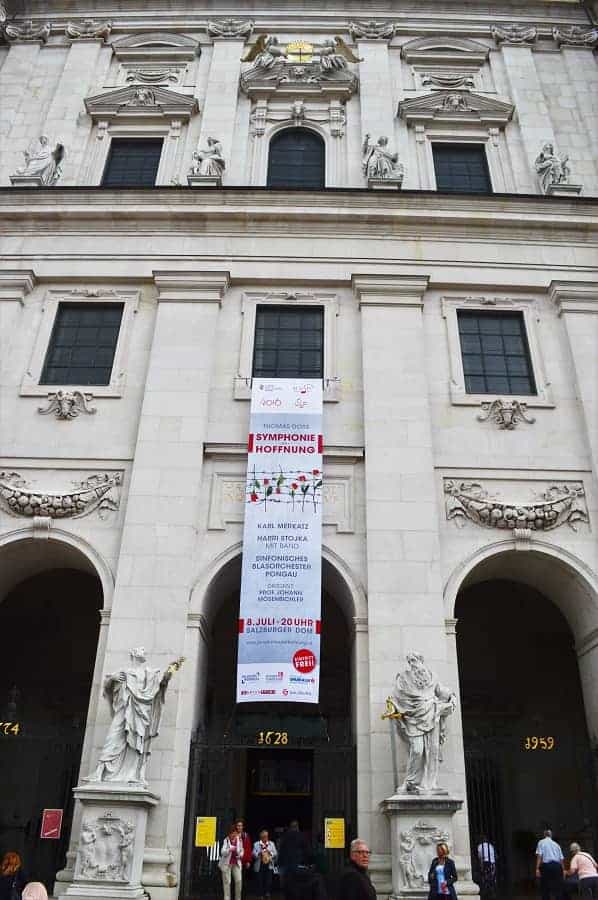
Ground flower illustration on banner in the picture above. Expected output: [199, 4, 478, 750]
[245, 469, 323, 513]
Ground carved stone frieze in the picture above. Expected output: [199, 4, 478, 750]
[400, 821, 450, 889]
[552, 26, 598, 48]
[491, 24, 538, 45]
[421, 71, 475, 89]
[0, 472, 122, 519]
[38, 390, 97, 420]
[5, 19, 51, 43]
[207, 18, 254, 39]
[111, 31, 200, 64]
[78, 813, 135, 882]
[125, 67, 180, 86]
[400, 36, 489, 67]
[444, 480, 588, 532]
[476, 399, 535, 429]
[65, 19, 112, 41]
[349, 20, 395, 40]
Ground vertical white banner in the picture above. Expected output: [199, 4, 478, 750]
[237, 379, 323, 704]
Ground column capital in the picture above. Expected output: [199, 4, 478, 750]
[549, 280, 598, 316]
[352, 274, 429, 309]
[0, 269, 36, 304]
[153, 270, 230, 305]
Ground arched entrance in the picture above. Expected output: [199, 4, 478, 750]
[181, 552, 358, 899]
[267, 128, 326, 189]
[453, 548, 598, 897]
[0, 537, 104, 892]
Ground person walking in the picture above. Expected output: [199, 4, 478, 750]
[219, 824, 244, 900]
[477, 835, 497, 898]
[252, 828, 278, 899]
[427, 842, 458, 899]
[535, 829, 565, 900]
[235, 819, 252, 897]
[337, 839, 377, 900]
[0, 852, 27, 900]
[278, 820, 310, 900]
[566, 843, 598, 898]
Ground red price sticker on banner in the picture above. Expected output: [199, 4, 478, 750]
[40, 809, 63, 840]
[293, 648, 316, 673]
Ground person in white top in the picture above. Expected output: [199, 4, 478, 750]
[252, 829, 278, 900]
[476, 835, 497, 896]
[218, 824, 244, 900]
[535, 830, 564, 900]
[567, 843, 598, 898]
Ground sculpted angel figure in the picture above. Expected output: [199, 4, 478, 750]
[362, 134, 404, 180]
[89, 647, 184, 785]
[242, 34, 287, 69]
[16, 135, 64, 185]
[388, 651, 456, 794]
[534, 142, 570, 193]
[190, 137, 226, 178]
[315, 37, 361, 70]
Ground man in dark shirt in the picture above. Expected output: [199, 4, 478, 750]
[278, 820, 311, 900]
[338, 839, 377, 900]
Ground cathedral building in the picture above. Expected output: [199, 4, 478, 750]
[1, 1, 598, 898]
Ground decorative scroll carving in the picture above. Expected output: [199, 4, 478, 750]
[65, 19, 112, 41]
[38, 390, 97, 420]
[400, 822, 450, 889]
[79, 813, 135, 881]
[349, 20, 395, 40]
[207, 18, 254, 39]
[444, 480, 589, 532]
[491, 24, 538, 45]
[5, 19, 51, 42]
[421, 72, 474, 89]
[476, 399, 535, 430]
[0, 472, 122, 519]
[552, 26, 598, 48]
[125, 67, 179, 85]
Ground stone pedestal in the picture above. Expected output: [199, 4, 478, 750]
[64, 783, 159, 900]
[368, 176, 404, 191]
[10, 174, 45, 187]
[381, 794, 469, 900]
[187, 174, 222, 188]
[546, 182, 583, 197]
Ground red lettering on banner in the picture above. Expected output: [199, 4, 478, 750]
[238, 619, 245, 633]
[247, 434, 254, 452]
[315, 620, 321, 634]
[318, 435, 323, 453]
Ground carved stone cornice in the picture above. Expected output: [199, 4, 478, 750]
[241, 60, 358, 101]
[0, 270, 36, 304]
[84, 85, 198, 121]
[207, 18, 254, 40]
[400, 36, 489, 66]
[111, 31, 199, 64]
[352, 275, 429, 309]
[398, 90, 514, 128]
[349, 20, 395, 41]
[549, 281, 598, 315]
[5, 19, 51, 43]
[0, 472, 122, 519]
[491, 24, 538, 45]
[153, 270, 230, 305]
[444, 480, 589, 532]
[553, 26, 598, 48]
[65, 20, 112, 42]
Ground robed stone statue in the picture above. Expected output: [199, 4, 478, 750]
[385, 651, 455, 794]
[89, 647, 184, 785]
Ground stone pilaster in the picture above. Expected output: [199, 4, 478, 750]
[355, 41, 396, 148]
[0, 43, 43, 184]
[196, 39, 246, 184]
[0, 270, 36, 392]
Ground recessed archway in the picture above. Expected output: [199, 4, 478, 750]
[266, 127, 326, 189]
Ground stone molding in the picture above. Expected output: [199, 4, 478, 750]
[65, 19, 111, 42]
[111, 31, 200, 63]
[4, 19, 51, 43]
[187, 612, 209, 643]
[553, 26, 598, 48]
[398, 89, 514, 128]
[549, 281, 598, 315]
[400, 36, 489, 66]
[0, 471, 122, 519]
[0, 270, 36, 304]
[350, 20, 396, 41]
[84, 85, 198, 121]
[207, 19, 254, 40]
[152, 270, 230, 305]
[491, 24, 538, 45]
[444, 479, 589, 532]
[352, 275, 429, 309]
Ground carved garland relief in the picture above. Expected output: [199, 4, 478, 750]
[444, 481, 588, 532]
[0, 472, 122, 519]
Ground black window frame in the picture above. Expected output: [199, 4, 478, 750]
[432, 142, 492, 194]
[457, 310, 537, 396]
[101, 137, 164, 188]
[40, 302, 124, 387]
[266, 127, 326, 190]
[252, 305, 324, 379]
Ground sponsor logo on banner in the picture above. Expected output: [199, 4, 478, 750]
[236, 379, 323, 704]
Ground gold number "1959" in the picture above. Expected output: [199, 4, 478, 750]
[524, 736, 555, 750]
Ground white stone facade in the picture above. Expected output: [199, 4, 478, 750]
[1, 1, 598, 898]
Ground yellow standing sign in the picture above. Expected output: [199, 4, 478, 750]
[324, 817, 345, 849]
[195, 816, 217, 848]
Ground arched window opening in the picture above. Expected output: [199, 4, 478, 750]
[267, 128, 325, 189]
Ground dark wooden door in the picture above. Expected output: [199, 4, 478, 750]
[267, 129, 325, 189]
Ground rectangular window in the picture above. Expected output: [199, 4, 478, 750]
[433, 143, 492, 193]
[252, 306, 324, 379]
[40, 303, 124, 386]
[101, 138, 163, 187]
[458, 311, 536, 395]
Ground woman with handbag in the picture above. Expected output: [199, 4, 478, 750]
[252, 829, 278, 900]
[0, 853, 27, 900]
[218, 824, 244, 900]
[427, 842, 458, 899]
[567, 843, 598, 898]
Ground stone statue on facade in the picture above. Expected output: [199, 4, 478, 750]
[242, 34, 288, 69]
[385, 652, 456, 794]
[534, 142, 571, 193]
[362, 134, 404, 182]
[88, 647, 184, 785]
[315, 37, 359, 70]
[15, 135, 64, 185]
[190, 137, 226, 178]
